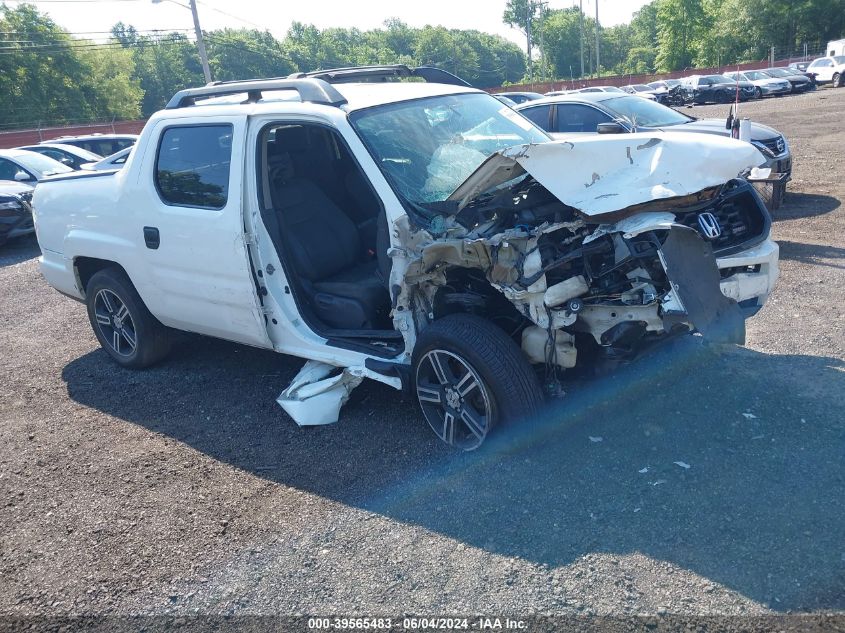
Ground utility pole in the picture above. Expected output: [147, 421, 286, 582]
[537, 1, 548, 83]
[595, 0, 600, 77]
[526, 1, 533, 81]
[189, 0, 212, 84]
[579, 0, 584, 78]
[152, 0, 212, 84]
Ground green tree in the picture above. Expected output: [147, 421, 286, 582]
[655, 0, 706, 71]
[205, 29, 293, 82]
[77, 44, 143, 119]
[0, 4, 122, 127]
[414, 26, 479, 81]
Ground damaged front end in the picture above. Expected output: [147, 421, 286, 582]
[389, 133, 778, 383]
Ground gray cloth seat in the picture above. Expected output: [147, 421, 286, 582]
[274, 177, 389, 330]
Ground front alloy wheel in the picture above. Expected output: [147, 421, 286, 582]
[411, 314, 545, 451]
[416, 349, 493, 450]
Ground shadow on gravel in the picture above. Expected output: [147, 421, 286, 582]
[0, 235, 39, 268]
[778, 240, 845, 270]
[62, 336, 845, 612]
[776, 193, 841, 221]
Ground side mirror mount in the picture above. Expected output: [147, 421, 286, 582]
[13, 170, 32, 182]
[597, 122, 627, 135]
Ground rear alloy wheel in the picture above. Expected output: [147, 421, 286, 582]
[834, 73, 843, 88]
[755, 87, 763, 99]
[85, 268, 171, 369]
[412, 314, 544, 451]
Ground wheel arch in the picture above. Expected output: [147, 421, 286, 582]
[74, 256, 130, 297]
[431, 266, 532, 344]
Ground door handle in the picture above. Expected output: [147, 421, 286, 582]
[143, 226, 160, 250]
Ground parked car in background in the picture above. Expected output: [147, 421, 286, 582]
[492, 94, 518, 107]
[621, 84, 658, 100]
[494, 91, 545, 104]
[805, 56, 845, 86]
[680, 74, 756, 103]
[787, 62, 819, 85]
[573, 86, 625, 94]
[80, 147, 133, 171]
[763, 67, 813, 92]
[43, 133, 139, 157]
[723, 71, 792, 98]
[0, 182, 34, 246]
[514, 92, 792, 180]
[647, 79, 682, 91]
[15, 143, 103, 170]
[0, 149, 74, 184]
[545, 86, 626, 97]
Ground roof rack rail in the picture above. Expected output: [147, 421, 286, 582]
[165, 77, 348, 110]
[287, 65, 473, 88]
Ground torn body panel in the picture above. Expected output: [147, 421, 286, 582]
[277, 360, 401, 426]
[448, 133, 766, 218]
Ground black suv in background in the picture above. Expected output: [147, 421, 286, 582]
[0, 182, 34, 247]
[680, 75, 756, 103]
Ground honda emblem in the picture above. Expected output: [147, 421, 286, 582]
[697, 212, 722, 239]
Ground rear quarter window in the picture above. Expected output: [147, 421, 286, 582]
[155, 125, 233, 209]
[519, 105, 551, 130]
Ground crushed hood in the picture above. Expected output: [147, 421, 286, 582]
[448, 132, 766, 217]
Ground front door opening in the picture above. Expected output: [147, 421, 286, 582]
[257, 122, 399, 348]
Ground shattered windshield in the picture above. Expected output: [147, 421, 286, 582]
[350, 93, 549, 206]
[601, 96, 693, 128]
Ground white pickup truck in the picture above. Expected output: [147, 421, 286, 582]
[34, 65, 780, 450]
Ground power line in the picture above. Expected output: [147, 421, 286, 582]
[0, 35, 190, 48]
[195, 1, 266, 31]
[0, 28, 190, 34]
[0, 36, 194, 54]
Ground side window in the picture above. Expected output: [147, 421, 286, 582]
[155, 124, 233, 209]
[0, 159, 20, 180]
[40, 149, 66, 162]
[519, 105, 552, 131]
[554, 104, 612, 133]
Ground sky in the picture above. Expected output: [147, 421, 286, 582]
[8, 0, 653, 46]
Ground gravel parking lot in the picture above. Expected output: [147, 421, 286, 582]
[0, 88, 843, 621]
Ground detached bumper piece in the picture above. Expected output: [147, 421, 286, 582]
[659, 227, 746, 345]
[277, 360, 363, 426]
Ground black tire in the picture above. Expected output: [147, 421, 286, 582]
[412, 314, 544, 450]
[755, 87, 763, 99]
[834, 73, 843, 88]
[85, 268, 171, 369]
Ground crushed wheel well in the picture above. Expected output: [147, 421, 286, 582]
[433, 267, 531, 343]
[74, 257, 129, 296]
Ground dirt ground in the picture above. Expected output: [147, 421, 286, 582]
[0, 88, 843, 622]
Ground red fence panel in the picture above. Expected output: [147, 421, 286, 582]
[0, 120, 147, 150]
[489, 60, 789, 94]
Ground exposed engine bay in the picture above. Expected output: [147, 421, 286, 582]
[387, 136, 775, 388]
